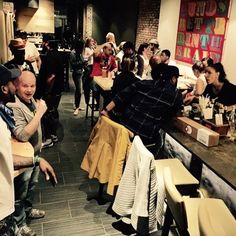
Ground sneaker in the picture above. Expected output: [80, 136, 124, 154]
[18, 225, 36, 236]
[42, 138, 53, 149]
[28, 208, 45, 219]
[51, 134, 58, 143]
[73, 108, 79, 116]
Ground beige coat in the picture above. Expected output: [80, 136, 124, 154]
[81, 116, 133, 195]
[7, 96, 42, 155]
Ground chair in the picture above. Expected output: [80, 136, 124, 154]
[155, 158, 199, 230]
[198, 199, 236, 236]
[162, 167, 236, 236]
[81, 116, 133, 204]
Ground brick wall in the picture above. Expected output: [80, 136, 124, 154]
[135, 0, 161, 49]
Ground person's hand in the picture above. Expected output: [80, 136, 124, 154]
[183, 95, 194, 105]
[39, 158, 58, 186]
[26, 55, 36, 62]
[101, 109, 110, 118]
[36, 99, 47, 117]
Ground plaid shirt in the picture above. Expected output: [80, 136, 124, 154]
[113, 79, 183, 143]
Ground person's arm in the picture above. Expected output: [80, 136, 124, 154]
[101, 82, 138, 115]
[100, 101, 116, 117]
[11, 100, 47, 142]
[24, 99, 47, 136]
[195, 78, 205, 96]
[137, 55, 144, 77]
[36, 55, 42, 71]
[93, 43, 108, 57]
[13, 154, 57, 183]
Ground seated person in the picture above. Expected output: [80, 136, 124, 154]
[203, 62, 236, 106]
[111, 57, 139, 98]
[137, 43, 150, 80]
[183, 62, 207, 104]
[101, 64, 183, 155]
[109, 57, 139, 122]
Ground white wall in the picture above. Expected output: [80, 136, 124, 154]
[158, 0, 236, 84]
[221, 0, 236, 84]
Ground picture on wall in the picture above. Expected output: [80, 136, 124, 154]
[200, 164, 236, 217]
[175, 0, 231, 64]
[164, 133, 192, 169]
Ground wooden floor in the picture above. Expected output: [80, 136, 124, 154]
[29, 81, 167, 236]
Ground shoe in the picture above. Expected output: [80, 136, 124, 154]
[51, 134, 58, 143]
[112, 220, 136, 235]
[73, 108, 79, 116]
[28, 208, 45, 219]
[18, 225, 36, 236]
[42, 139, 53, 149]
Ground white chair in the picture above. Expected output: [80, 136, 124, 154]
[198, 199, 236, 236]
[162, 167, 236, 236]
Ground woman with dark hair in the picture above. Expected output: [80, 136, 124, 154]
[70, 40, 85, 115]
[111, 57, 138, 98]
[83, 38, 95, 104]
[203, 62, 236, 106]
[137, 43, 150, 80]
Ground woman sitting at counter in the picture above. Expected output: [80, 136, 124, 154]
[203, 62, 236, 106]
[183, 62, 206, 104]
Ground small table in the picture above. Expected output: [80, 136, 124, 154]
[11, 139, 34, 178]
[90, 76, 114, 126]
[94, 76, 113, 91]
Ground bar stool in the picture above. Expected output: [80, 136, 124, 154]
[198, 199, 236, 236]
[155, 158, 199, 196]
[155, 158, 199, 232]
[162, 167, 236, 236]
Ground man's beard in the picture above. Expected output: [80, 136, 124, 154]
[6, 91, 15, 103]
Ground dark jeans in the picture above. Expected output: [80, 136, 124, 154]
[83, 65, 93, 105]
[0, 214, 17, 236]
[42, 94, 61, 139]
[14, 166, 40, 227]
[72, 71, 83, 108]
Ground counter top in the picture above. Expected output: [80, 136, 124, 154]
[164, 124, 236, 189]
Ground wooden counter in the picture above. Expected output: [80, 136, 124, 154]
[11, 139, 34, 178]
[163, 124, 236, 190]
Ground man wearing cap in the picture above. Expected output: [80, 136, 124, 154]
[101, 64, 183, 155]
[149, 38, 161, 57]
[0, 64, 57, 236]
[5, 38, 35, 74]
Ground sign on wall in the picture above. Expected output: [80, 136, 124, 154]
[175, 0, 231, 64]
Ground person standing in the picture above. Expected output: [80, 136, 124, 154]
[38, 40, 64, 148]
[0, 64, 57, 236]
[17, 31, 42, 76]
[7, 70, 48, 236]
[70, 40, 85, 115]
[5, 38, 34, 74]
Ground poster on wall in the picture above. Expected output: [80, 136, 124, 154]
[175, 0, 231, 64]
[200, 164, 236, 217]
[164, 133, 192, 169]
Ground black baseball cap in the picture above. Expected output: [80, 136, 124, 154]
[0, 64, 21, 86]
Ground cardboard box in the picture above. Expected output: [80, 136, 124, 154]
[174, 117, 220, 147]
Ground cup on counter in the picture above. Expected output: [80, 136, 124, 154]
[202, 107, 213, 120]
